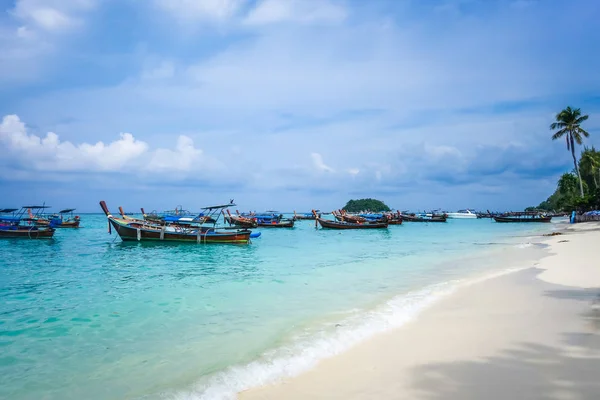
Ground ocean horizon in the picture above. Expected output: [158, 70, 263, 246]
[0, 215, 560, 399]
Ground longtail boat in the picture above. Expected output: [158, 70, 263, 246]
[255, 213, 295, 228]
[401, 213, 447, 223]
[140, 207, 216, 225]
[223, 210, 258, 228]
[24, 205, 52, 226]
[386, 212, 403, 225]
[100, 201, 252, 244]
[334, 210, 367, 223]
[0, 207, 56, 239]
[313, 211, 388, 229]
[293, 211, 321, 220]
[47, 209, 80, 228]
[493, 212, 552, 223]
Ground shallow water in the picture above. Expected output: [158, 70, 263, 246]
[0, 215, 558, 399]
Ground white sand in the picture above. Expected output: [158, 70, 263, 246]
[240, 223, 600, 400]
[537, 223, 600, 288]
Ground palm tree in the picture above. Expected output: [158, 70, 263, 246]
[550, 106, 590, 197]
[580, 147, 600, 189]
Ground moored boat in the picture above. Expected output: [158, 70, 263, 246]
[255, 214, 295, 228]
[386, 212, 403, 225]
[223, 210, 258, 228]
[293, 211, 320, 220]
[446, 209, 477, 219]
[313, 211, 388, 229]
[401, 213, 447, 223]
[50, 209, 81, 228]
[493, 212, 552, 223]
[101, 201, 252, 244]
[0, 207, 56, 239]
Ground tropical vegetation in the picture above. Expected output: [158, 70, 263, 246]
[534, 147, 600, 212]
[532, 107, 598, 212]
[343, 198, 390, 213]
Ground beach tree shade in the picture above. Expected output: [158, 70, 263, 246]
[343, 198, 391, 213]
[550, 106, 590, 197]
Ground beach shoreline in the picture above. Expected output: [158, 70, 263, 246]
[239, 222, 600, 400]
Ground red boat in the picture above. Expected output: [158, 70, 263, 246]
[313, 211, 388, 229]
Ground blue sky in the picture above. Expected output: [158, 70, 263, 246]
[1, 0, 599, 212]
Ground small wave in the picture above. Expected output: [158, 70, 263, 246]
[169, 267, 529, 400]
[515, 243, 533, 249]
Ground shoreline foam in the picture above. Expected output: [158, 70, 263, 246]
[170, 232, 552, 400]
[238, 222, 600, 400]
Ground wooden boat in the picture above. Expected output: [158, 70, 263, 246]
[401, 214, 447, 223]
[0, 207, 56, 239]
[335, 210, 367, 223]
[384, 211, 403, 225]
[257, 219, 295, 228]
[255, 215, 295, 228]
[313, 211, 387, 229]
[25, 205, 52, 226]
[140, 207, 216, 225]
[293, 211, 320, 220]
[386, 212, 403, 225]
[101, 201, 252, 244]
[223, 210, 258, 228]
[316, 217, 388, 229]
[0, 224, 55, 238]
[140, 208, 164, 224]
[493, 212, 552, 223]
[49, 209, 80, 228]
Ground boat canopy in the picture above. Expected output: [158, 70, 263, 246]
[0, 208, 18, 213]
[59, 208, 76, 213]
[22, 205, 51, 209]
[202, 203, 237, 210]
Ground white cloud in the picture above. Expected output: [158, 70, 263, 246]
[155, 0, 244, 21]
[0, 115, 219, 176]
[11, 0, 97, 32]
[0, 114, 148, 171]
[245, 0, 347, 25]
[147, 135, 204, 172]
[311, 152, 334, 172]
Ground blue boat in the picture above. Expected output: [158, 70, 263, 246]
[0, 206, 57, 238]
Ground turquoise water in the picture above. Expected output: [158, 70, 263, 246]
[0, 215, 557, 400]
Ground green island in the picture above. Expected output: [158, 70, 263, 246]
[342, 198, 391, 213]
[529, 106, 600, 212]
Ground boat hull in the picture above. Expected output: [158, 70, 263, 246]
[55, 220, 80, 228]
[0, 227, 55, 239]
[317, 218, 388, 229]
[446, 213, 477, 219]
[109, 218, 251, 244]
[493, 216, 552, 223]
[256, 221, 294, 228]
[387, 219, 403, 225]
[402, 215, 447, 222]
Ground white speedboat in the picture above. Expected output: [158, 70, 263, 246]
[446, 209, 477, 219]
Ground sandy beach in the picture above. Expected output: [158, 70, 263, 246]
[240, 223, 600, 400]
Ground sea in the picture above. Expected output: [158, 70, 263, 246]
[0, 214, 561, 400]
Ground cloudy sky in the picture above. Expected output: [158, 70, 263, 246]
[1, 0, 599, 212]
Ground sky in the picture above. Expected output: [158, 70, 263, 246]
[0, 0, 599, 213]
